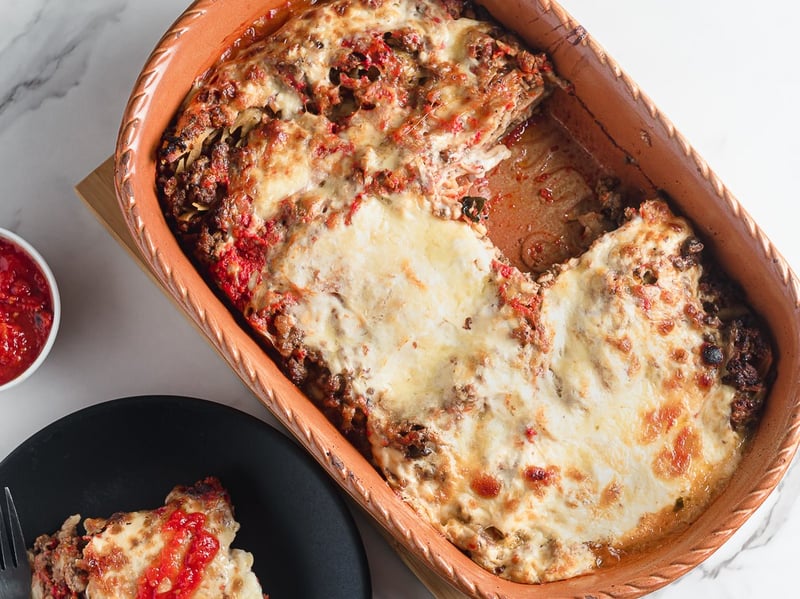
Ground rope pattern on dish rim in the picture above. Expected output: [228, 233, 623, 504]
[116, 1, 800, 597]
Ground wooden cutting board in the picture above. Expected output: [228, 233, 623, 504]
[75, 157, 469, 599]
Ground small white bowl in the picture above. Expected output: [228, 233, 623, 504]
[0, 228, 60, 392]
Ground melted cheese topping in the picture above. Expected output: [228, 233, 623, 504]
[81, 480, 264, 599]
[161, 0, 750, 584]
[394, 202, 741, 582]
[170, 0, 551, 227]
[276, 192, 523, 418]
[267, 194, 743, 582]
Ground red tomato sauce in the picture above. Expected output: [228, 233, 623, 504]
[0, 238, 54, 385]
[136, 509, 220, 599]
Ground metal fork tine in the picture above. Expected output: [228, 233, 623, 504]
[4, 488, 24, 568]
[0, 487, 10, 570]
[0, 486, 32, 597]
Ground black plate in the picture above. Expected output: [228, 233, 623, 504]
[0, 395, 371, 599]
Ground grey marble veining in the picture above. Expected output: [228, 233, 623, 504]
[0, 0, 126, 134]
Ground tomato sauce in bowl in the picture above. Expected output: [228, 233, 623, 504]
[0, 229, 59, 390]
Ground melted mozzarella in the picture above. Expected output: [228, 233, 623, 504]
[82, 481, 265, 599]
[275, 193, 526, 419]
[177, 0, 540, 224]
[263, 198, 743, 583]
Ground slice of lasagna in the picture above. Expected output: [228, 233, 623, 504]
[29, 477, 267, 599]
[156, 0, 772, 584]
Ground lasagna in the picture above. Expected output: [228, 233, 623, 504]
[28, 477, 267, 598]
[156, 0, 772, 583]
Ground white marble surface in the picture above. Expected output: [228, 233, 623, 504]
[1, 1, 798, 597]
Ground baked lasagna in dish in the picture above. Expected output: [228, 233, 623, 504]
[156, 0, 773, 584]
[28, 477, 267, 598]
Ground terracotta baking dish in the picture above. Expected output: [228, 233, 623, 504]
[114, 0, 800, 596]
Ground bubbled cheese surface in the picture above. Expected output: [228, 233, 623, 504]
[266, 195, 743, 582]
[82, 484, 264, 598]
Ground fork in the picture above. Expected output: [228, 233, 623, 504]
[0, 487, 31, 598]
